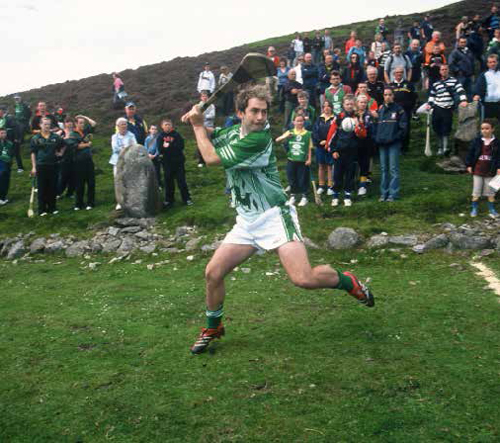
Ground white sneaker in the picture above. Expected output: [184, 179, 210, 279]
[17, 168, 24, 173]
[437, 148, 444, 156]
[298, 197, 308, 207]
[285, 185, 291, 192]
[331, 198, 339, 207]
[197, 163, 204, 168]
[288, 195, 296, 205]
[357, 187, 367, 196]
[115, 204, 122, 210]
[51, 210, 59, 215]
[344, 199, 352, 207]
[327, 188, 334, 196]
[74, 207, 80, 211]
[316, 187, 325, 195]
[40, 212, 47, 217]
[0, 199, 5, 205]
[86, 206, 92, 211]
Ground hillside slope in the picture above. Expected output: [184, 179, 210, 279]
[1, 0, 491, 124]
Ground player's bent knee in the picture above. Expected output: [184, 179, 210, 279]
[289, 274, 314, 289]
[205, 264, 225, 284]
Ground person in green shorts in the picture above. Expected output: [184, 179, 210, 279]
[182, 84, 374, 355]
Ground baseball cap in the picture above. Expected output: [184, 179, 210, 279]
[125, 101, 136, 108]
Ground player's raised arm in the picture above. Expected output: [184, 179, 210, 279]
[182, 105, 221, 166]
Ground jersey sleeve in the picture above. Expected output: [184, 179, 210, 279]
[212, 127, 273, 169]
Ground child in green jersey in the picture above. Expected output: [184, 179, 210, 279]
[276, 113, 312, 207]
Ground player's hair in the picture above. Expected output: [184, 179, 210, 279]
[297, 91, 309, 100]
[330, 70, 341, 77]
[75, 116, 86, 123]
[116, 117, 128, 126]
[356, 93, 369, 102]
[64, 116, 75, 124]
[235, 84, 271, 113]
[0, 127, 6, 132]
[487, 53, 499, 62]
[383, 86, 394, 94]
[482, 118, 497, 129]
[342, 93, 355, 104]
[161, 118, 172, 125]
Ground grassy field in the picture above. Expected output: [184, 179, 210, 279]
[1, 100, 500, 442]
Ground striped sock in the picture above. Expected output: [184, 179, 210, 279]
[206, 304, 223, 329]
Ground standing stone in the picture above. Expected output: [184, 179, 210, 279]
[66, 240, 90, 258]
[115, 144, 161, 218]
[7, 240, 26, 260]
[327, 228, 361, 250]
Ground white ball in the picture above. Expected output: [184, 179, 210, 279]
[341, 117, 356, 133]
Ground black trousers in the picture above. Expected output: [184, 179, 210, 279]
[358, 140, 373, 178]
[75, 157, 95, 208]
[152, 157, 163, 187]
[432, 107, 453, 137]
[484, 102, 500, 122]
[0, 160, 11, 200]
[402, 108, 412, 152]
[37, 164, 57, 214]
[333, 155, 356, 194]
[58, 160, 75, 197]
[286, 160, 310, 195]
[163, 161, 191, 204]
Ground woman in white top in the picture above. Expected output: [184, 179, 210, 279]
[371, 33, 384, 60]
[292, 33, 304, 65]
[110, 117, 137, 209]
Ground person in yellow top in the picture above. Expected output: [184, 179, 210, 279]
[276, 113, 312, 207]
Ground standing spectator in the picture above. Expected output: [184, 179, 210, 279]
[371, 34, 384, 60]
[266, 47, 280, 98]
[406, 39, 424, 90]
[467, 14, 485, 71]
[303, 33, 312, 55]
[482, 5, 500, 40]
[366, 66, 385, 105]
[277, 60, 291, 113]
[157, 118, 192, 208]
[110, 117, 137, 210]
[393, 19, 405, 47]
[276, 114, 312, 207]
[58, 118, 76, 200]
[291, 33, 304, 65]
[448, 37, 475, 99]
[326, 95, 367, 207]
[54, 107, 66, 130]
[293, 54, 304, 84]
[375, 19, 389, 41]
[218, 66, 234, 116]
[487, 28, 500, 57]
[312, 101, 335, 196]
[374, 87, 408, 202]
[145, 125, 162, 188]
[408, 20, 421, 45]
[72, 116, 96, 211]
[424, 31, 446, 60]
[421, 14, 434, 42]
[384, 43, 412, 83]
[0, 105, 18, 151]
[323, 29, 333, 54]
[312, 31, 324, 65]
[366, 51, 379, 69]
[0, 128, 14, 205]
[30, 102, 58, 134]
[426, 65, 468, 155]
[197, 63, 216, 95]
[465, 119, 500, 218]
[197, 91, 216, 167]
[290, 91, 316, 130]
[356, 83, 379, 111]
[425, 45, 447, 88]
[124, 102, 147, 145]
[112, 73, 126, 107]
[319, 54, 339, 106]
[390, 67, 417, 153]
[343, 53, 365, 92]
[283, 69, 303, 130]
[474, 54, 500, 122]
[345, 31, 357, 55]
[325, 71, 353, 115]
[355, 94, 376, 196]
[301, 53, 319, 108]
[347, 39, 366, 65]
[30, 118, 64, 215]
[13, 94, 30, 172]
[455, 16, 469, 41]
[378, 42, 392, 80]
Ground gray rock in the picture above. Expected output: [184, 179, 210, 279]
[200, 240, 222, 252]
[45, 240, 65, 254]
[102, 239, 122, 253]
[117, 237, 136, 254]
[441, 223, 456, 231]
[30, 238, 46, 254]
[121, 226, 142, 234]
[367, 234, 389, 248]
[303, 236, 320, 249]
[90, 241, 103, 253]
[7, 240, 26, 260]
[107, 227, 120, 237]
[449, 233, 492, 250]
[389, 235, 418, 246]
[66, 240, 90, 258]
[412, 244, 426, 254]
[1, 238, 17, 256]
[139, 244, 156, 254]
[327, 228, 361, 250]
[423, 234, 449, 250]
[436, 156, 467, 173]
[135, 231, 151, 240]
[185, 237, 201, 251]
[176, 226, 193, 237]
[114, 145, 161, 218]
[115, 217, 155, 228]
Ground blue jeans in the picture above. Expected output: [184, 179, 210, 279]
[379, 142, 401, 199]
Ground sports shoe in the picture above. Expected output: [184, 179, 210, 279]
[357, 186, 367, 196]
[0, 199, 5, 206]
[298, 196, 308, 207]
[386, 197, 395, 202]
[379, 196, 386, 202]
[74, 207, 80, 211]
[185, 200, 194, 206]
[40, 212, 47, 217]
[437, 148, 444, 156]
[115, 203, 122, 210]
[51, 210, 59, 215]
[86, 206, 93, 211]
[190, 324, 225, 354]
[327, 187, 334, 196]
[288, 195, 296, 205]
[344, 198, 352, 207]
[470, 207, 478, 217]
[197, 163, 205, 168]
[284, 185, 291, 193]
[342, 271, 375, 307]
[17, 168, 24, 173]
[331, 198, 339, 207]
[316, 187, 325, 195]
[488, 208, 499, 219]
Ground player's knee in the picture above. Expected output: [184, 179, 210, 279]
[205, 263, 224, 284]
[290, 273, 313, 289]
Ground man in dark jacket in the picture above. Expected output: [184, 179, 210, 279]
[390, 67, 417, 153]
[13, 95, 31, 172]
[124, 102, 148, 145]
[366, 66, 384, 106]
[473, 54, 500, 122]
[157, 118, 192, 208]
[318, 54, 339, 106]
[283, 70, 303, 130]
[374, 87, 408, 201]
[448, 37, 475, 99]
[301, 53, 319, 108]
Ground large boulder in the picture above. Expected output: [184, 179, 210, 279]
[327, 228, 361, 250]
[115, 145, 161, 218]
[449, 233, 492, 250]
[7, 240, 26, 260]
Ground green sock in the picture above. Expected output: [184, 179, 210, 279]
[206, 304, 223, 329]
[334, 269, 354, 292]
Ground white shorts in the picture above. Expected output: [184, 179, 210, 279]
[223, 205, 303, 251]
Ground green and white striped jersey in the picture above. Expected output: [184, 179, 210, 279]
[212, 123, 287, 222]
